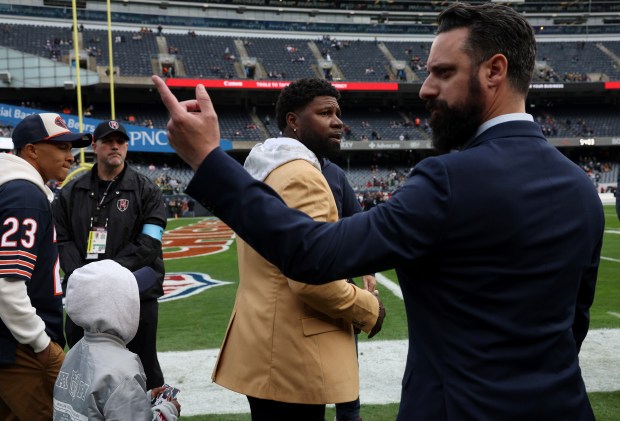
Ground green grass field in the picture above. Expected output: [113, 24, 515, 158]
[158, 205, 620, 420]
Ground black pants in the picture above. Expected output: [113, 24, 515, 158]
[65, 299, 164, 390]
[247, 396, 325, 421]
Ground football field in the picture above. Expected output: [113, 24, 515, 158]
[156, 205, 620, 420]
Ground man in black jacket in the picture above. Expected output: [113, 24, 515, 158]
[53, 120, 167, 389]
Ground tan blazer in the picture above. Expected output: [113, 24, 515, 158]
[212, 158, 379, 404]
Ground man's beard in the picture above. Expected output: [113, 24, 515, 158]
[307, 136, 341, 160]
[427, 75, 484, 153]
[322, 140, 341, 160]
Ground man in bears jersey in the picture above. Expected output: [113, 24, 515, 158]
[0, 113, 91, 420]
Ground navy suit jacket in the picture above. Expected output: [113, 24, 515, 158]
[616, 172, 620, 221]
[188, 121, 603, 420]
[322, 159, 362, 219]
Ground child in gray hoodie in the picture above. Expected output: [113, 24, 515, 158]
[53, 260, 180, 420]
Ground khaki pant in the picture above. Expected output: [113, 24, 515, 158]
[0, 342, 65, 421]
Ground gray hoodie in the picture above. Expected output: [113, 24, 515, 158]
[53, 260, 178, 420]
[244, 137, 320, 181]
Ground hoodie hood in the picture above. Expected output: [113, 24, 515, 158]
[244, 137, 321, 181]
[66, 260, 140, 344]
[0, 153, 54, 202]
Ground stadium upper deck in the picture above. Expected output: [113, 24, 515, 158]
[3, 0, 620, 37]
[3, 22, 620, 82]
[178, 1, 620, 14]
[1, 0, 620, 150]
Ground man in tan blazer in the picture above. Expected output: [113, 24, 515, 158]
[211, 78, 385, 420]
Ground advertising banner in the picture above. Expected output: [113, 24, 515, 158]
[0, 103, 232, 153]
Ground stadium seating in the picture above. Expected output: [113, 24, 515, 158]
[243, 37, 316, 80]
[2, 1, 620, 37]
[4, 23, 620, 85]
[181, 1, 620, 14]
[340, 108, 430, 141]
[382, 41, 431, 81]
[163, 34, 238, 79]
[531, 106, 620, 138]
[5, 96, 620, 144]
[84, 29, 159, 76]
[216, 107, 265, 142]
[2, 2, 619, 216]
[0, 23, 74, 61]
[535, 41, 620, 81]
[317, 38, 391, 81]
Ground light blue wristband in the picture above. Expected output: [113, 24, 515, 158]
[142, 224, 163, 241]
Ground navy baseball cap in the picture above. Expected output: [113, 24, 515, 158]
[12, 113, 92, 149]
[93, 120, 129, 141]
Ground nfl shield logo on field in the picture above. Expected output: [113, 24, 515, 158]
[117, 199, 129, 212]
[160, 272, 231, 302]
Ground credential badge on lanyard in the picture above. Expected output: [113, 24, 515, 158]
[86, 227, 107, 259]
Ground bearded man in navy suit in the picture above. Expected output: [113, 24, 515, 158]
[153, 3, 603, 420]
[616, 173, 620, 221]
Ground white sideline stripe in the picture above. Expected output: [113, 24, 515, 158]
[159, 329, 620, 416]
[604, 230, 620, 234]
[375, 272, 403, 300]
[601, 256, 620, 263]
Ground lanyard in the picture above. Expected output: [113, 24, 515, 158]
[90, 178, 117, 229]
[97, 179, 116, 210]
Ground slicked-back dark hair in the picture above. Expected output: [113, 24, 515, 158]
[276, 78, 341, 132]
[437, 2, 535, 96]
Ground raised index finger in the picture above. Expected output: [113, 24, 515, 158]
[152, 75, 183, 116]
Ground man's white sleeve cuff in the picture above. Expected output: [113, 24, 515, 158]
[0, 277, 50, 352]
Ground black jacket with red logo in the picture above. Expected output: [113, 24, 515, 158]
[53, 164, 166, 300]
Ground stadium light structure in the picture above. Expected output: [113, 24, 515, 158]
[70, 0, 117, 123]
[106, 0, 117, 121]
[70, 0, 86, 170]
[64, 0, 102, 186]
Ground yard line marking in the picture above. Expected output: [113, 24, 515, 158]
[605, 230, 620, 234]
[376, 273, 403, 300]
[159, 329, 620, 416]
[608, 312, 620, 319]
[376, 259, 620, 299]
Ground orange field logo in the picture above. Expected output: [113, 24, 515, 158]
[161, 218, 236, 301]
[162, 218, 235, 260]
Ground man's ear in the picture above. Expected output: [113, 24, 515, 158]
[285, 112, 298, 131]
[24, 143, 38, 160]
[483, 53, 508, 89]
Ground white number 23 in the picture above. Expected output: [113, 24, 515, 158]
[1, 217, 38, 249]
